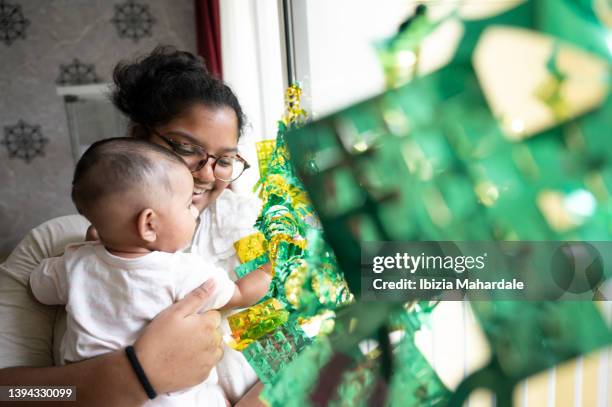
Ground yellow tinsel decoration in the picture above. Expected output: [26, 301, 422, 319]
[282, 83, 308, 126]
[233, 232, 268, 264]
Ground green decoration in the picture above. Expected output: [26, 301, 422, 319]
[282, 1, 612, 405]
[374, 4, 442, 88]
[243, 320, 312, 384]
[263, 303, 448, 407]
[235, 253, 269, 279]
[247, 1, 612, 405]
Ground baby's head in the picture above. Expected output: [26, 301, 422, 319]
[72, 138, 199, 253]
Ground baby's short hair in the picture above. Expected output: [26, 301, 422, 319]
[71, 137, 187, 217]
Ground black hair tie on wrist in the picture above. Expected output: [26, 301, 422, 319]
[125, 345, 157, 399]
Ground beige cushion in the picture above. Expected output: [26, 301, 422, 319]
[0, 215, 88, 368]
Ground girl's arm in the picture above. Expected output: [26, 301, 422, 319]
[0, 351, 146, 407]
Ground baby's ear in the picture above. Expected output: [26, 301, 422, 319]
[137, 208, 158, 243]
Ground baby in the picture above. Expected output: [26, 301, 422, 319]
[29, 138, 270, 406]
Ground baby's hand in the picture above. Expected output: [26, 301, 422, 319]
[85, 225, 99, 241]
[225, 265, 272, 309]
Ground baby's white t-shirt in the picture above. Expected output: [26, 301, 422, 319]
[29, 241, 235, 407]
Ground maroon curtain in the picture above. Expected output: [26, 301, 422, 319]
[194, 0, 223, 78]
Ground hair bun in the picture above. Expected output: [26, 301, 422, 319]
[111, 45, 245, 138]
[112, 46, 208, 128]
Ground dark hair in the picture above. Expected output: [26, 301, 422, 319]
[112, 46, 245, 139]
[72, 137, 187, 217]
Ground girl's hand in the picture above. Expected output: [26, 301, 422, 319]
[133, 280, 223, 393]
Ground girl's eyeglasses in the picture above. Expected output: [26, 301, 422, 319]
[153, 131, 250, 182]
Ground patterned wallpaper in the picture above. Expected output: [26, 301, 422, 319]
[0, 0, 196, 256]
